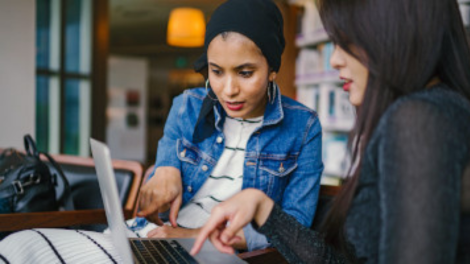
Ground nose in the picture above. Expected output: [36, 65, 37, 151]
[330, 45, 345, 70]
[223, 75, 239, 98]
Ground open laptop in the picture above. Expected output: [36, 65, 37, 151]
[90, 138, 246, 264]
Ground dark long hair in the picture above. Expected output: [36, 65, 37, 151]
[318, 0, 470, 258]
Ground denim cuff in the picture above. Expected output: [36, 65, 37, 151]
[243, 223, 271, 251]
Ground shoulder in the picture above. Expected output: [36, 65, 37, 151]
[280, 95, 319, 120]
[171, 88, 206, 111]
[278, 96, 321, 141]
[168, 88, 207, 122]
[383, 85, 470, 122]
[376, 84, 470, 139]
[174, 87, 207, 102]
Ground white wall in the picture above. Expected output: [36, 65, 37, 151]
[0, 1, 36, 149]
[107, 56, 148, 162]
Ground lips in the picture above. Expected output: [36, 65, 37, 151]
[340, 77, 352, 92]
[225, 101, 244, 111]
[343, 81, 352, 92]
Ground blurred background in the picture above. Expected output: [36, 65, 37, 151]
[1, 0, 469, 185]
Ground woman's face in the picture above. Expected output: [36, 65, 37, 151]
[207, 32, 276, 119]
[330, 45, 369, 106]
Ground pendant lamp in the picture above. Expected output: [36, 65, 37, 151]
[167, 7, 205, 47]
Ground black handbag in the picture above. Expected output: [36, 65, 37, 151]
[0, 135, 74, 214]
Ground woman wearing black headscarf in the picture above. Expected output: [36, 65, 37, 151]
[0, 0, 323, 261]
[136, 0, 323, 252]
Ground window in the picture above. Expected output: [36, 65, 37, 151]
[36, 0, 93, 156]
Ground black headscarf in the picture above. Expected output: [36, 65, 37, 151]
[192, 0, 285, 143]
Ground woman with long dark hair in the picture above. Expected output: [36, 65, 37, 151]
[191, 0, 470, 262]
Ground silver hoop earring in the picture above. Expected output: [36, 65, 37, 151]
[272, 81, 277, 104]
[267, 82, 272, 103]
[205, 79, 218, 101]
[268, 81, 277, 104]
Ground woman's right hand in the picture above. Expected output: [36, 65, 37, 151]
[137, 166, 182, 227]
[190, 188, 274, 256]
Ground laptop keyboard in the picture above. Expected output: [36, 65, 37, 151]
[131, 239, 198, 264]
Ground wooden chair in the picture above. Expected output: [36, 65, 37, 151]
[0, 152, 143, 232]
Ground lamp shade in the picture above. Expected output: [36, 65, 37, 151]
[167, 8, 205, 47]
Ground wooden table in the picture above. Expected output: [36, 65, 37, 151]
[238, 248, 289, 264]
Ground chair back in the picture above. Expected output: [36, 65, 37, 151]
[311, 185, 341, 231]
[0, 151, 143, 232]
[48, 154, 143, 218]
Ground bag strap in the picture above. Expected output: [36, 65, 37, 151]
[0, 163, 40, 199]
[24, 134, 39, 158]
[40, 152, 75, 211]
[24, 134, 74, 210]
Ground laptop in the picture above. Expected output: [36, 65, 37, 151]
[90, 138, 246, 264]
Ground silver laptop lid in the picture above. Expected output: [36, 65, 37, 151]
[91, 138, 247, 264]
[90, 138, 134, 264]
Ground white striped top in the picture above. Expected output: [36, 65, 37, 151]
[0, 228, 123, 264]
[176, 116, 263, 229]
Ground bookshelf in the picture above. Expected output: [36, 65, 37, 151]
[291, 0, 354, 186]
[295, 70, 339, 86]
[290, 0, 470, 187]
[295, 28, 329, 48]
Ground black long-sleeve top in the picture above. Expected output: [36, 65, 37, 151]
[257, 85, 470, 264]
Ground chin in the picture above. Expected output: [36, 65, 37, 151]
[349, 95, 360, 107]
[225, 110, 243, 118]
[230, 113, 246, 119]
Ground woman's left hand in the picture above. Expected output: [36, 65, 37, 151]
[147, 226, 200, 238]
[190, 188, 274, 256]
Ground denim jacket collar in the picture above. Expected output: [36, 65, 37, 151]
[213, 85, 284, 131]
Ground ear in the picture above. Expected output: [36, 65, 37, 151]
[268, 71, 277, 82]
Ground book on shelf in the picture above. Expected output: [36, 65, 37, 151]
[296, 49, 322, 77]
[296, 83, 355, 132]
[320, 175, 342, 186]
[460, 3, 470, 26]
[296, 42, 335, 80]
[319, 83, 355, 129]
[323, 132, 349, 178]
[318, 42, 335, 72]
[300, 0, 323, 40]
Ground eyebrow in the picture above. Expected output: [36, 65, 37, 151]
[209, 62, 258, 70]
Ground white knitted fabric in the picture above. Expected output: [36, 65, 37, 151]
[177, 116, 263, 229]
[0, 228, 122, 264]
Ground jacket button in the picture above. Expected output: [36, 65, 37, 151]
[187, 186, 192, 192]
[202, 165, 208, 171]
[216, 137, 223, 143]
[278, 167, 285, 173]
[180, 149, 186, 158]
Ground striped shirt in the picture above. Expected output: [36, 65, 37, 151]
[0, 228, 122, 264]
[176, 116, 263, 229]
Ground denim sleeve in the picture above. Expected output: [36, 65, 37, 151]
[243, 223, 270, 251]
[281, 115, 323, 227]
[154, 94, 185, 173]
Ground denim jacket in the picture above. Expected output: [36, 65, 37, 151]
[154, 87, 323, 251]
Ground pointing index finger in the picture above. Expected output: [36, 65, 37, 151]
[191, 213, 228, 255]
